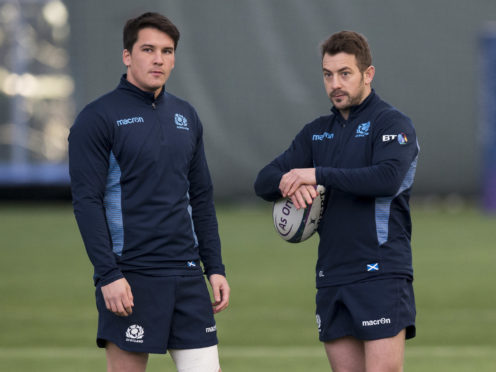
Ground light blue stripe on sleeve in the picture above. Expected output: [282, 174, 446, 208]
[186, 191, 199, 248]
[375, 153, 418, 245]
[104, 151, 124, 256]
[375, 196, 392, 245]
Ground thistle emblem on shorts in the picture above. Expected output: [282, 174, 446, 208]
[126, 324, 144, 341]
[316, 314, 322, 332]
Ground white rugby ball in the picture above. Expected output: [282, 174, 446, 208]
[272, 185, 326, 243]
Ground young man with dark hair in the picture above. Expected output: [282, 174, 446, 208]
[255, 30, 419, 372]
[69, 12, 229, 372]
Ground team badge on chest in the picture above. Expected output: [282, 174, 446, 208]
[355, 121, 370, 137]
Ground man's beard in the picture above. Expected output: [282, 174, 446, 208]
[329, 76, 366, 109]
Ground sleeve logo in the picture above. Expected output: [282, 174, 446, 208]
[382, 133, 408, 145]
[397, 133, 408, 144]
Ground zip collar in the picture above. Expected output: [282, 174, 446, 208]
[117, 74, 166, 105]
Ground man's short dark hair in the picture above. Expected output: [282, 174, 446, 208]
[123, 12, 180, 52]
[320, 31, 372, 72]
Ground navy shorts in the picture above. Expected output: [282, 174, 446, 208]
[315, 278, 416, 342]
[95, 273, 218, 354]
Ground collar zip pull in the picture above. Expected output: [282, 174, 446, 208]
[152, 102, 156, 110]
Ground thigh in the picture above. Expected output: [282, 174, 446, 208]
[364, 329, 406, 372]
[324, 336, 365, 372]
[106, 341, 148, 372]
[168, 276, 218, 349]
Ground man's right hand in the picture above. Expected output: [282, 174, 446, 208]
[100, 278, 134, 316]
[289, 184, 318, 209]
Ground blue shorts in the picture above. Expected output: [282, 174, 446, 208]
[315, 278, 416, 342]
[95, 273, 218, 354]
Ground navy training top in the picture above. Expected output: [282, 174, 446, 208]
[254, 90, 419, 287]
[69, 75, 225, 287]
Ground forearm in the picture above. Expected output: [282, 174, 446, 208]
[254, 163, 285, 201]
[255, 126, 314, 201]
[315, 161, 407, 197]
[73, 197, 123, 286]
[188, 139, 225, 277]
[192, 197, 225, 277]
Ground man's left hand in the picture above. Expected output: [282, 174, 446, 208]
[279, 168, 317, 198]
[209, 274, 230, 314]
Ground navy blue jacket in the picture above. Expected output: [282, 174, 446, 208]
[69, 75, 225, 286]
[255, 91, 419, 287]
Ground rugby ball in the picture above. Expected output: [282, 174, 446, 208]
[272, 185, 326, 243]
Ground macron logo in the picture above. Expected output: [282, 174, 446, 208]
[312, 132, 334, 141]
[116, 116, 144, 127]
[205, 325, 217, 333]
[362, 317, 391, 327]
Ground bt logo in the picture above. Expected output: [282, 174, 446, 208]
[382, 133, 408, 144]
[382, 134, 398, 142]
